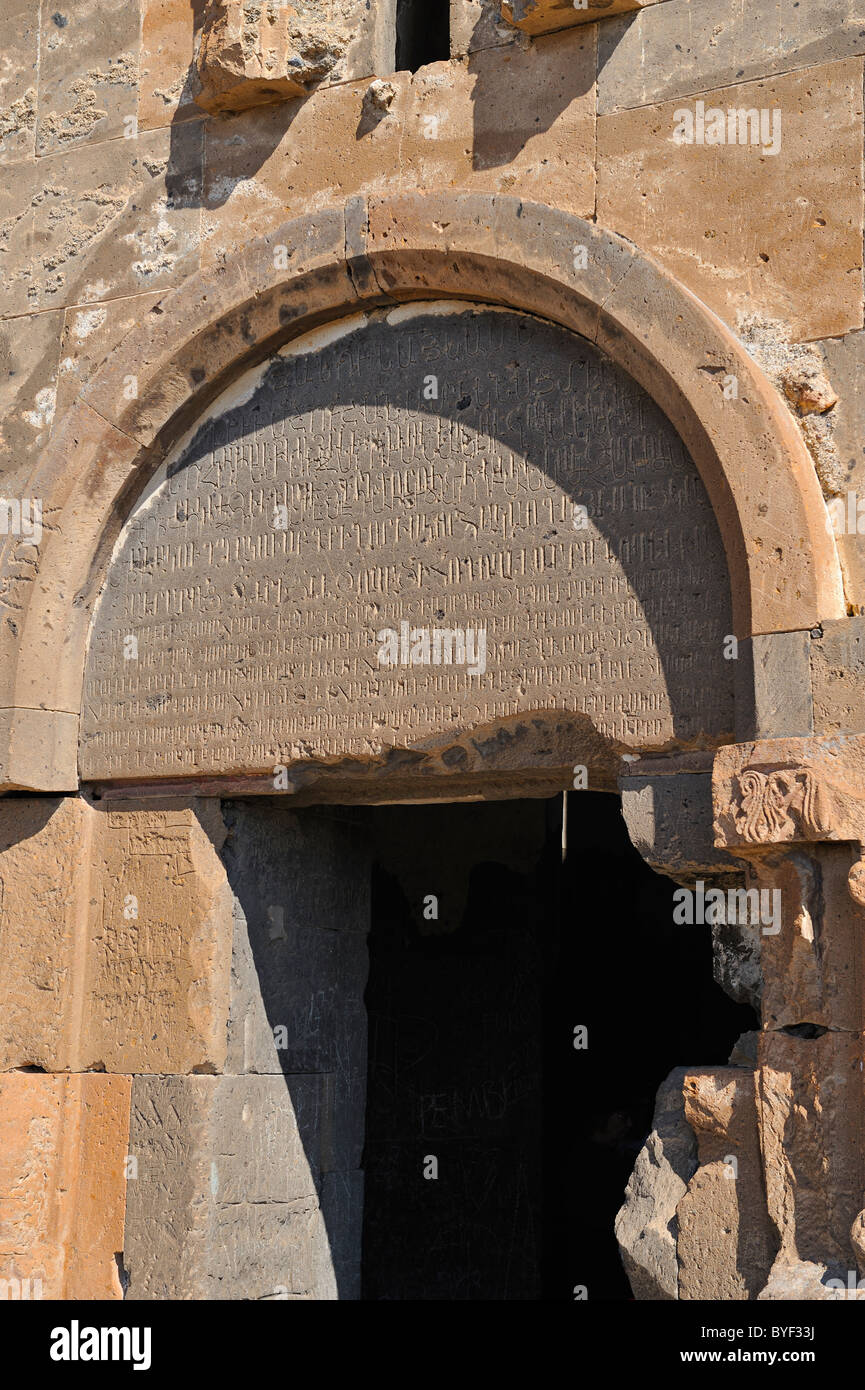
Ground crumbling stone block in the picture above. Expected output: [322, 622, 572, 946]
[36, 0, 140, 155]
[677, 1069, 776, 1300]
[615, 1067, 697, 1300]
[195, 0, 396, 115]
[0, 1073, 130, 1300]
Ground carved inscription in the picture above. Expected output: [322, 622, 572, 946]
[80, 306, 735, 780]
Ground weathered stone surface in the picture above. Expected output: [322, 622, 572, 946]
[811, 618, 865, 734]
[0, 0, 39, 165]
[598, 0, 865, 114]
[757, 1030, 865, 1291]
[677, 1068, 776, 1300]
[0, 710, 79, 794]
[1, 125, 202, 318]
[195, 0, 395, 114]
[0, 797, 233, 1073]
[620, 770, 740, 882]
[597, 60, 864, 342]
[406, 30, 596, 210]
[820, 332, 865, 610]
[223, 803, 370, 1079]
[450, 0, 515, 55]
[0, 1073, 130, 1300]
[139, 0, 207, 130]
[759, 1259, 865, 1300]
[754, 845, 865, 1035]
[615, 1066, 697, 1300]
[36, 0, 140, 155]
[201, 37, 595, 268]
[125, 1074, 355, 1299]
[502, 0, 658, 34]
[734, 631, 813, 741]
[55, 293, 166, 423]
[80, 305, 734, 785]
[0, 309, 62, 491]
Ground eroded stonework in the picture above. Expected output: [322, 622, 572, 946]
[80, 305, 734, 787]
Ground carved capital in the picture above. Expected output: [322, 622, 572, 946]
[713, 736, 865, 904]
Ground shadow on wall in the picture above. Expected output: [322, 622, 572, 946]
[165, 1, 605, 210]
[466, 13, 595, 171]
[219, 800, 372, 1300]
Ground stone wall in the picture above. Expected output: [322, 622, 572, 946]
[2, 0, 865, 1303]
[3, 0, 864, 605]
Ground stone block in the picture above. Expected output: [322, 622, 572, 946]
[0, 797, 233, 1073]
[502, 0, 659, 34]
[0, 0, 39, 165]
[0, 710, 79, 794]
[25, 123, 203, 314]
[620, 770, 740, 880]
[811, 617, 865, 733]
[201, 36, 596, 268]
[734, 631, 813, 740]
[677, 1068, 776, 1299]
[757, 1030, 865, 1281]
[0, 309, 63, 490]
[450, 0, 515, 55]
[36, 0, 140, 156]
[0, 1072, 130, 1300]
[195, 0, 396, 115]
[413, 29, 596, 212]
[818, 332, 865, 610]
[755, 846, 865, 1033]
[125, 1074, 346, 1299]
[55, 292, 166, 424]
[598, 0, 865, 114]
[139, 0, 208, 131]
[615, 1066, 697, 1300]
[597, 59, 864, 342]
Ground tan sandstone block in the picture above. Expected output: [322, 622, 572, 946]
[0, 798, 233, 1073]
[0, 309, 63, 491]
[202, 35, 595, 264]
[56, 293, 166, 423]
[404, 31, 595, 213]
[450, 0, 515, 56]
[0, 1072, 130, 1300]
[26, 123, 203, 314]
[598, 59, 864, 342]
[501, 0, 658, 33]
[0, 0, 39, 165]
[139, 0, 208, 130]
[36, 0, 141, 156]
[758, 1030, 865, 1276]
[195, 0, 394, 115]
[201, 76, 407, 266]
[677, 1068, 775, 1299]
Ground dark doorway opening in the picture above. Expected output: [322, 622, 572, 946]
[396, 0, 450, 72]
[359, 791, 756, 1300]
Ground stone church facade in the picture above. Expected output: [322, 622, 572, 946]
[1, 0, 864, 1300]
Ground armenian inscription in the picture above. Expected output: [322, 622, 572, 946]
[80, 306, 734, 781]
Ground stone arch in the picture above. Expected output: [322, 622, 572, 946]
[0, 192, 844, 791]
